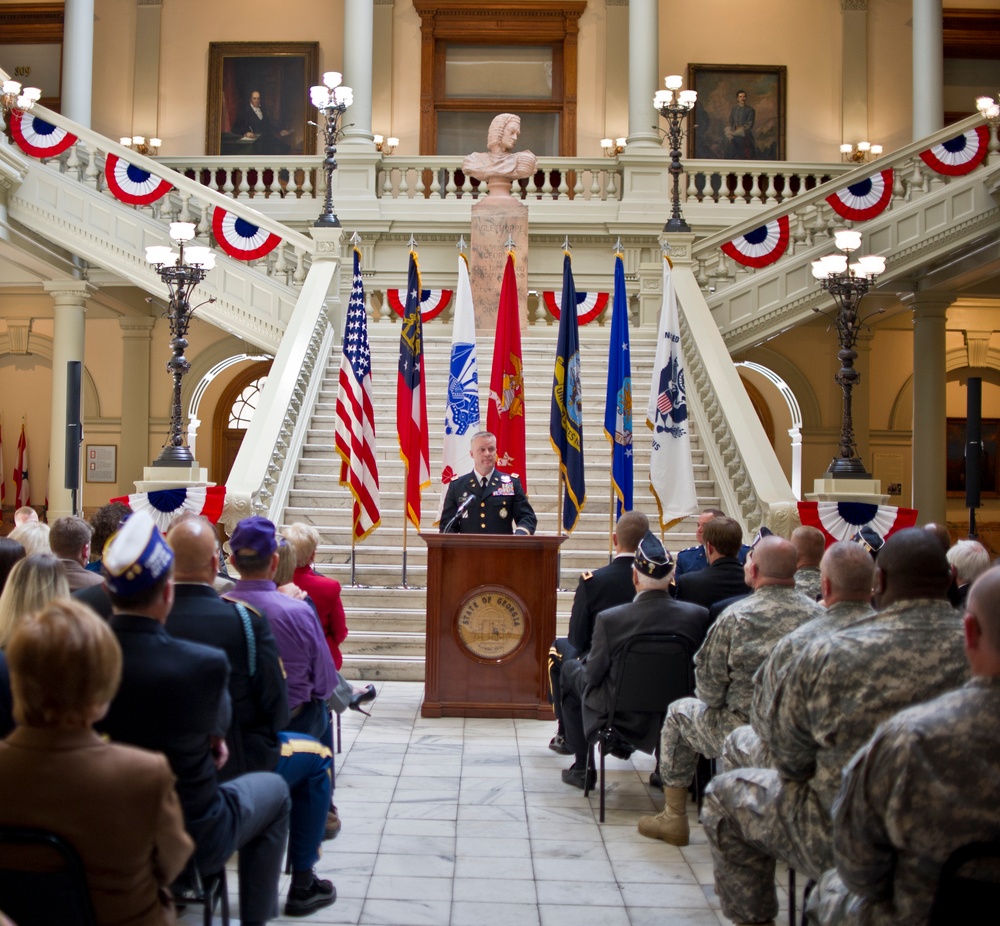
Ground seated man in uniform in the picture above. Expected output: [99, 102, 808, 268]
[791, 525, 826, 600]
[674, 508, 751, 578]
[440, 431, 536, 535]
[673, 516, 752, 611]
[547, 510, 649, 754]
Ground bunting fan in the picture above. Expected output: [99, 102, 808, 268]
[104, 154, 173, 205]
[825, 169, 893, 222]
[797, 500, 918, 547]
[542, 291, 610, 325]
[9, 110, 77, 158]
[110, 486, 226, 533]
[212, 207, 282, 260]
[919, 126, 989, 176]
[386, 288, 452, 322]
[721, 216, 790, 268]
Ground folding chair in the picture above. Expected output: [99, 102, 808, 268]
[172, 855, 230, 926]
[929, 837, 1000, 925]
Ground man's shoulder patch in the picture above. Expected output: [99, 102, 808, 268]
[581, 571, 594, 581]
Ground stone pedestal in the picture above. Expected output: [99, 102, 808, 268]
[808, 477, 888, 506]
[469, 195, 528, 332]
[135, 464, 210, 493]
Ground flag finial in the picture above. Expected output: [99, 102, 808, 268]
[350, 231, 362, 245]
[613, 237, 623, 253]
[456, 235, 467, 252]
[504, 235, 515, 252]
[562, 236, 572, 252]
[408, 234, 418, 251]
[662, 241, 673, 256]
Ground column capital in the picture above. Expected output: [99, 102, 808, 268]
[42, 280, 96, 306]
[901, 291, 953, 319]
[118, 315, 156, 335]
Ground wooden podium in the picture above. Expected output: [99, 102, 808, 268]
[420, 532, 567, 718]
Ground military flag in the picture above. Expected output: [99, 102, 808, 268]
[647, 255, 698, 530]
[13, 422, 29, 508]
[550, 250, 586, 532]
[604, 250, 633, 518]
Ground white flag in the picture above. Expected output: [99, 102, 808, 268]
[437, 253, 481, 521]
[647, 256, 698, 531]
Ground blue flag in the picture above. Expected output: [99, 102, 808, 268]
[604, 252, 633, 518]
[550, 251, 586, 532]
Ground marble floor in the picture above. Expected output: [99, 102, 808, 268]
[191, 682, 796, 926]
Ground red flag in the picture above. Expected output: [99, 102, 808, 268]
[488, 253, 528, 490]
[0, 420, 5, 505]
[396, 250, 430, 530]
[13, 423, 29, 508]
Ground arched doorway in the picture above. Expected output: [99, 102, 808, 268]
[212, 361, 272, 484]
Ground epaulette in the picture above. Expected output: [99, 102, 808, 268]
[581, 570, 594, 581]
[679, 544, 700, 553]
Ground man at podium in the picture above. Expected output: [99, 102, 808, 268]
[440, 432, 536, 535]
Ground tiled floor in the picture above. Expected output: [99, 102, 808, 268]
[190, 682, 794, 926]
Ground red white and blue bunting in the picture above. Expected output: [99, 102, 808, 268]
[825, 169, 894, 222]
[797, 500, 918, 548]
[104, 153, 173, 205]
[9, 110, 77, 158]
[919, 126, 989, 176]
[110, 485, 227, 533]
[721, 215, 790, 268]
[212, 206, 282, 261]
[386, 288, 452, 323]
[542, 291, 610, 326]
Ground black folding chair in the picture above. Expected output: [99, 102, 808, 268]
[584, 632, 696, 822]
[0, 825, 96, 926]
[172, 855, 230, 926]
[929, 837, 1000, 925]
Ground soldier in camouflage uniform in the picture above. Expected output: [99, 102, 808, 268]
[807, 564, 1000, 925]
[702, 528, 969, 926]
[637, 536, 823, 845]
[791, 526, 825, 600]
[723, 541, 876, 771]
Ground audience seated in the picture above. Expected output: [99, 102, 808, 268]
[638, 535, 823, 846]
[85, 501, 131, 573]
[49, 516, 104, 591]
[97, 511, 291, 926]
[0, 598, 193, 925]
[558, 531, 710, 789]
[791, 525, 825, 600]
[673, 516, 752, 610]
[701, 528, 969, 926]
[807, 564, 1000, 925]
[947, 539, 990, 609]
[7, 520, 50, 556]
[547, 510, 647, 755]
[674, 508, 751, 578]
[0, 538, 26, 594]
[12, 506, 37, 526]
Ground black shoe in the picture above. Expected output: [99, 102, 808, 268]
[604, 730, 636, 761]
[349, 684, 377, 713]
[548, 734, 572, 755]
[649, 769, 663, 789]
[285, 873, 337, 916]
[561, 763, 596, 790]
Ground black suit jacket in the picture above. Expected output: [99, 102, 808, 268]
[582, 590, 710, 751]
[674, 557, 752, 612]
[440, 469, 536, 534]
[99, 614, 232, 838]
[166, 584, 289, 779]
[567, 555, 636, 654]
[73, 581, 112, 619]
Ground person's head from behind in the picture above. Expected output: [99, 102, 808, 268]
[102, 511, 175, 616]
[747, 536, 797, 589]
[820, 541, 875, 606]
[274, 541, 298, 587]
[791, 526, 825, 569]
[166, 516, 219, 584]
[874, 527, 952, 608]
[8, 521, 50, 557]
[49, 516, 93, 565]
[947, 539, 991, 589]
[613, 510, 650, 555]
[0, 553, 70, 648]
[702, 516, 743, 560]
[88, 501, 131, 563]
[13, 506, 37, 526]
[229, 515, 279, 581]
[8, 598, 121, 728]
[281, 523, 320, 570]
[0, 538, 26, 595]
[962, 566, 1000, 676]
[632, 530, 674, 592]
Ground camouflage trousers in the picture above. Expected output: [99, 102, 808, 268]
[659, 697, 742, 789]
[722, 723, 772, 772]
[804, 869, 861, 925]
[701, 768, 834, 925]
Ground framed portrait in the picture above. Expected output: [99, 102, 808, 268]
[946, 418, 1000, 499]
[206, 42, 319, 156]
[686, 64, 787, 161]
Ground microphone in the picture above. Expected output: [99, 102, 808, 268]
[443, 493, 476, 533]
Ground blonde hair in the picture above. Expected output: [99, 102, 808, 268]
[274, 541, 298, 587]
[8, 598, 122, 727]
[280, 523, 320, 569]
[0, 554, 70, 648]
[8, 521, 51, 557]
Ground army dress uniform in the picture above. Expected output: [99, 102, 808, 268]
[440, 469, 536, 535]
[701, 598, 968, 926]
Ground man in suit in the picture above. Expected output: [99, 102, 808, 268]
[49, 516, 103, 591]
[674, 508, 751, 578]
[233, 89, 292, 155]
[97, 510, 293, 926]
[558, 532, 712, 789]
[547, 510, 648, 755]
[674, 516, 751, 611]
[440, 430, 536, 535]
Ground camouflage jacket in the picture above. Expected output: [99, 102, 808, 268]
[794, 566, 822, 601]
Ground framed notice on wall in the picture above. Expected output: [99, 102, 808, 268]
[86, 445, 116, 484]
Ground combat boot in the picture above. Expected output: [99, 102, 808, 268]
[637, 786, 690, 845]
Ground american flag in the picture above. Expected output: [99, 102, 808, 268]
[335, 248, 381, 540]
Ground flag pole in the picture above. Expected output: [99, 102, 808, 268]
[557, 470, 564, 537]
[609, 469, 615, 564]
[350, 532, 357, 586]
[402, 516, 408, 587]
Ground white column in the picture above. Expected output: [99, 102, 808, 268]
[912, 0, 943, 139]
[907, 293, 951, 523]
[132, 0, 163, 142]
[841, 0, 869, 149]
[627, 0, 661, 148]
[62, 0, 94, 127]
[341, 0, 375, 146]
[43, 282, 93, 519]
[118, 317, 155, 496]
[788, 427, 803, 500]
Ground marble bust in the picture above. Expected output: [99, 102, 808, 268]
[462, 114, 537, 195]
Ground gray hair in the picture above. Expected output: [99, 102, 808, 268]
[947, 539, 991, 586]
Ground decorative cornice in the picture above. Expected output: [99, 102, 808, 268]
[841, 0, 868, 11]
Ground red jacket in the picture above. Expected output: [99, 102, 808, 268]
[293, 565, 348, 670]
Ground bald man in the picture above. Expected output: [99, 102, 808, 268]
[702, 528, 969, 926]
[638, 536, 823, 846]
[791, 525, 826, 600]
[810, 565, 1000, 924]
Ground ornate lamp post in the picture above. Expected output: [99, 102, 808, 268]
[653, 75, 697, 233]
[145, 222, 216, 467]
[810, 229, 886, 478]
[310, 71, 354, 228]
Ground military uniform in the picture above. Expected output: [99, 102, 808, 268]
[794, 565, 823, 600]
[808, 676, 1000, 926]
[440, 469, 536, 535]
[702, 598, 968, 926]
[659, 585, 823, 789]
[674, 542, 751, 578]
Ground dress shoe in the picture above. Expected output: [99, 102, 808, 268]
[349, 683, 377, 714]
[561, 763, 596, 790]
[324, 807, 341, 840]
[284, 872, 336, 916]
[548, 734, 572, 755]
[649, 769, 663, 788]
